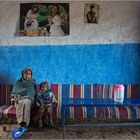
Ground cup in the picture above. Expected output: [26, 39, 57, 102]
[2, 125, 7, 132]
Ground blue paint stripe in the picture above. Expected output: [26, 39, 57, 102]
[0, 43, 140, 84]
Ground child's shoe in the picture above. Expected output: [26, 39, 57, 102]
[38, 119, 43, 128]
[50, 120, 54, 127]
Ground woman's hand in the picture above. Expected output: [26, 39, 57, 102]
[11, 98, 15, 105]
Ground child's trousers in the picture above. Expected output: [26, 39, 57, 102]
[38, 104, 52, 119]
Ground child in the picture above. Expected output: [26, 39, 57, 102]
[11, 68, 36, 128]
[36, 81, 57, 128]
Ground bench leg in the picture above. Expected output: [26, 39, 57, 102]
[61, 105, 65, 139]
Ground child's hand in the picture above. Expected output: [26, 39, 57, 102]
[13, 96, 17, 100]
[52, 102, 57, 108]
[11, 96, 17, 105]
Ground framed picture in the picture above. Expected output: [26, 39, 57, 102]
[84, 3, 99, 24]
[20, 3, 69, 37]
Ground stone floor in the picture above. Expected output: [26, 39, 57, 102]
[0, 123, 140, 139]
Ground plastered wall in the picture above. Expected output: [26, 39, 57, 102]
[0, 1, 140, 84]
[0, 1, 139, 45]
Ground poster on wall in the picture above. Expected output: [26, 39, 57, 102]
[20, 3, 69, 37]
[84, 3, 99, 24]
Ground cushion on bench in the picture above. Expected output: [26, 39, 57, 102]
[127, 84, 140, 98]
[0, 105, 16, 120]
[0, 84, 140, 120]
[0, 84, 12, 106]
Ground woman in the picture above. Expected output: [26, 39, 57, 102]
[49, 4, 65, 36]
[11, 68, 36, 128]
[24, 5, 39, 32]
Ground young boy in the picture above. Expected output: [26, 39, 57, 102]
[36, 81, 57, 128]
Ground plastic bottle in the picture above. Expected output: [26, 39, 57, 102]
[114, 84, 124, 103]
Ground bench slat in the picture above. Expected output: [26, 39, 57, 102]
[62, 98, 140, 107]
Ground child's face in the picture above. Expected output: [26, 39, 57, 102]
[23, 70, 32, 81]
[41, 84, 48, 92]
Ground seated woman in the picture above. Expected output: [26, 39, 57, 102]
[11, 68, 36, 128]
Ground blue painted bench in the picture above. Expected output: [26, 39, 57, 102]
[61, 84, 140, 138]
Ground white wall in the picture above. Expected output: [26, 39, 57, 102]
[0, 1, 140, 45]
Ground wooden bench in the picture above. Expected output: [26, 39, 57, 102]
[0, 84, 58, 124]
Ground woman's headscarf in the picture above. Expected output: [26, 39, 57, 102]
[11, 68, 36, 105]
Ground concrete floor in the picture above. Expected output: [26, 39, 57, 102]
[0, 123, 140, 139]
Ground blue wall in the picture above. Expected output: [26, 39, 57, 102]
[0, 43, 140, 84]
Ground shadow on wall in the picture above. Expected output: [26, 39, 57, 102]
[14, 16, 20, 36]
[0, 75, 13, 84]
